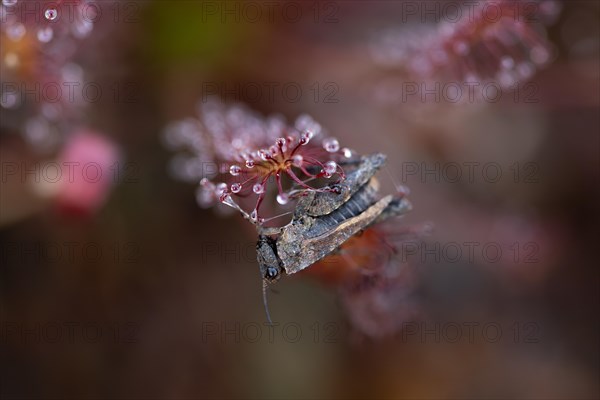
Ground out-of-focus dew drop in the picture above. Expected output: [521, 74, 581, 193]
[195, 185, 213, 209]
[291, 154, 303, 167]
[0, 88, 19, 108]
[36, 27, 53, 43]
[24, 116, 59, 152]
[73, 19, 93, 38]
[6, 23, 26, 41]
[3, 52, 20, 68]
[323, 137, 340, 153]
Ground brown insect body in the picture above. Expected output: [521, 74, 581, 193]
[257, 153, 411, 284]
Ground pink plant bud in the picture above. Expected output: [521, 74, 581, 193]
[54, 130, 120, 216]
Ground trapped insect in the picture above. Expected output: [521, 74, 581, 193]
[224, 153, 412, 322]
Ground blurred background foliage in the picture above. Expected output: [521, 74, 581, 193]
[1, 1, 599, 399]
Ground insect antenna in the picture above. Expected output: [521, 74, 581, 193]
[219, 193, 264, 226]
[383, 165, 410, 197]
[262, 280, 273, 325]
[261, 211, 292, 224]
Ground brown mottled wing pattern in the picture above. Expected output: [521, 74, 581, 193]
[272, 152, 411, 276]
[278, 195, 394, 275]
[294, 153, 387, 218]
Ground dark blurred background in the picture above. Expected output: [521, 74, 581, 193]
[1, 1, 599, 398]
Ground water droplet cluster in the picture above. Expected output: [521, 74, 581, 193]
[1, 0, 98, 152]
[164, 99, 357, 222]
[371, 0, 561, 101]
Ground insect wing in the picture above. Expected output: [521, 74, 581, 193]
[297, 153, 387, 217]
[278, 195, 394, 275]
[372, 196, 412, 225]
